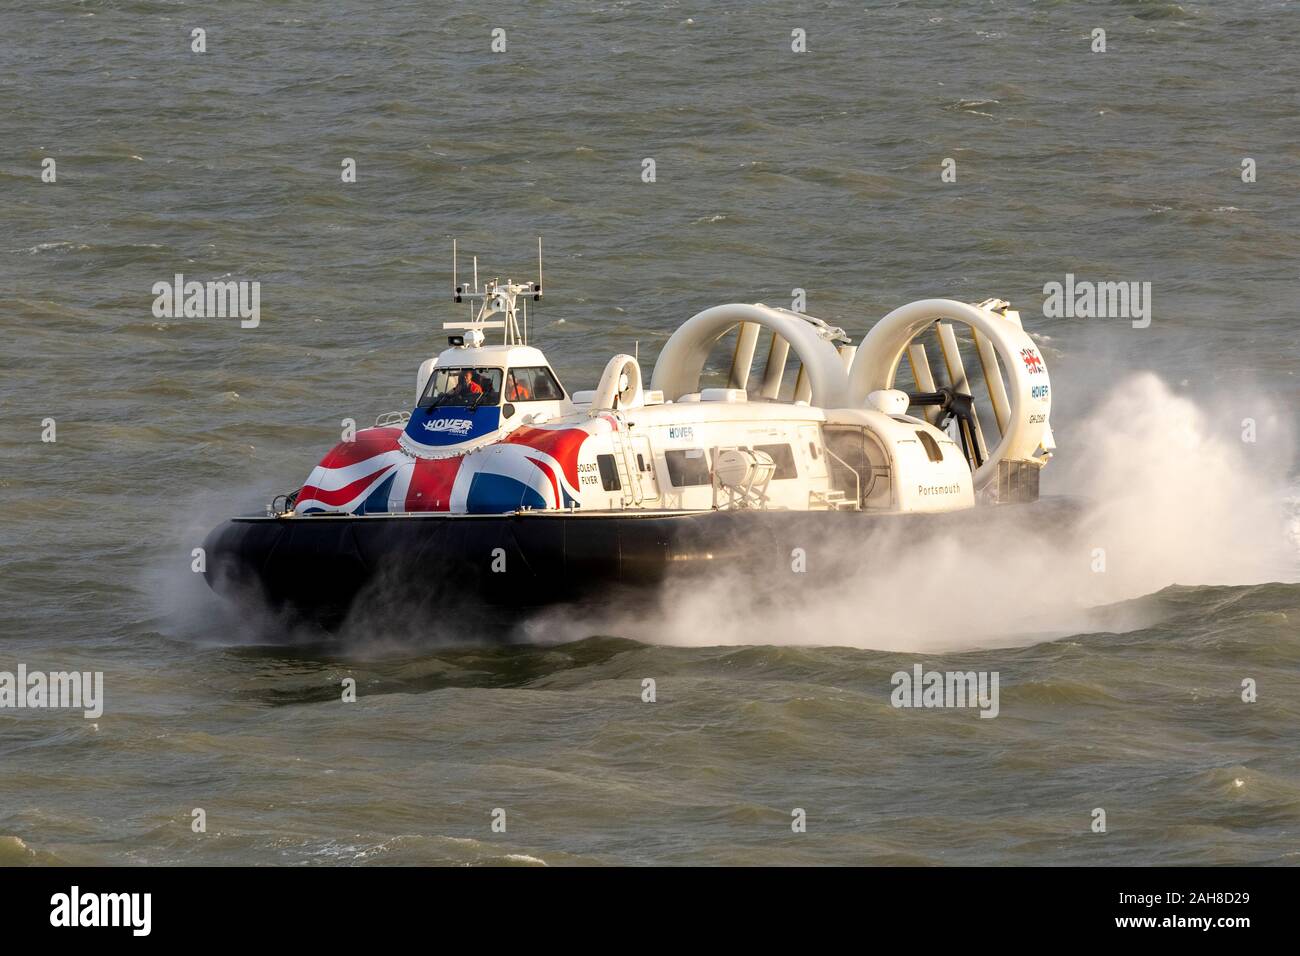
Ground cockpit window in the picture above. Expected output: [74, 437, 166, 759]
[419, 367, 503, 408]
[505, 366, 565, 402]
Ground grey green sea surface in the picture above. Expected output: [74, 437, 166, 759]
[1, 0, 1298, 864]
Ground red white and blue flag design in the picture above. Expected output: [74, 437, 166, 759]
[296, 421, 594, 515]
[295, 428, 410, 515]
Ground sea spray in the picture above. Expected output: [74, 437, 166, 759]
[522, 374, 1298, 652]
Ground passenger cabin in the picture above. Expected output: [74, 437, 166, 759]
[563, 354, 973, 515]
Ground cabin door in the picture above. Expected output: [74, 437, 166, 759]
[822, 426, 872, 507]
[631, 435, 660, 502]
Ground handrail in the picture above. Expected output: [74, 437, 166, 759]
[374, 410, 411, 428]
[821, 446, 860, 510]
[267, 489, 299, 517]
[612, 412, 643, 506]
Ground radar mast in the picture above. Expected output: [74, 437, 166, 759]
[447, 238, 543, 346]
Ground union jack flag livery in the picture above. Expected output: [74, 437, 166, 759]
[296, 420, 596, 515]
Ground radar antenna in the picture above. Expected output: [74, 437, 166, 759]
[447, 238, 544, 346]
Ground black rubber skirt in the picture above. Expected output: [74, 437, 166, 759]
[203, 498, 1087, 629]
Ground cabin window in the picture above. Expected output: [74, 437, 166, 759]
[505, 366, 565, 402]
[665, 449, 711, 487]
[753, 443, 798, 479]
[916, 430, 943, 463]
[596, 454, 622, 491]
[419, 367, 503, 407]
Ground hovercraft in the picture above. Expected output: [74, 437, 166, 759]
[203, 243, 1062, 628]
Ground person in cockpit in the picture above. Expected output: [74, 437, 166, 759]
[506, 370, 530, 402]
[460, 370, 485, 400]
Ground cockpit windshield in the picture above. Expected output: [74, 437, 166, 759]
[419, 367, 503, 408]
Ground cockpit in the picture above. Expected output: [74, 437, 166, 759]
[419, 367, 504, 409]
[417, 365, 565, 409]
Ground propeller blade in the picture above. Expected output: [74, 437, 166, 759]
[937, 321, 989, 466]
[759, 331, 790, 400]
[974, 328, 1010, 436]
[906, 340, 941, 425]
[728, 322, 761, 390]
